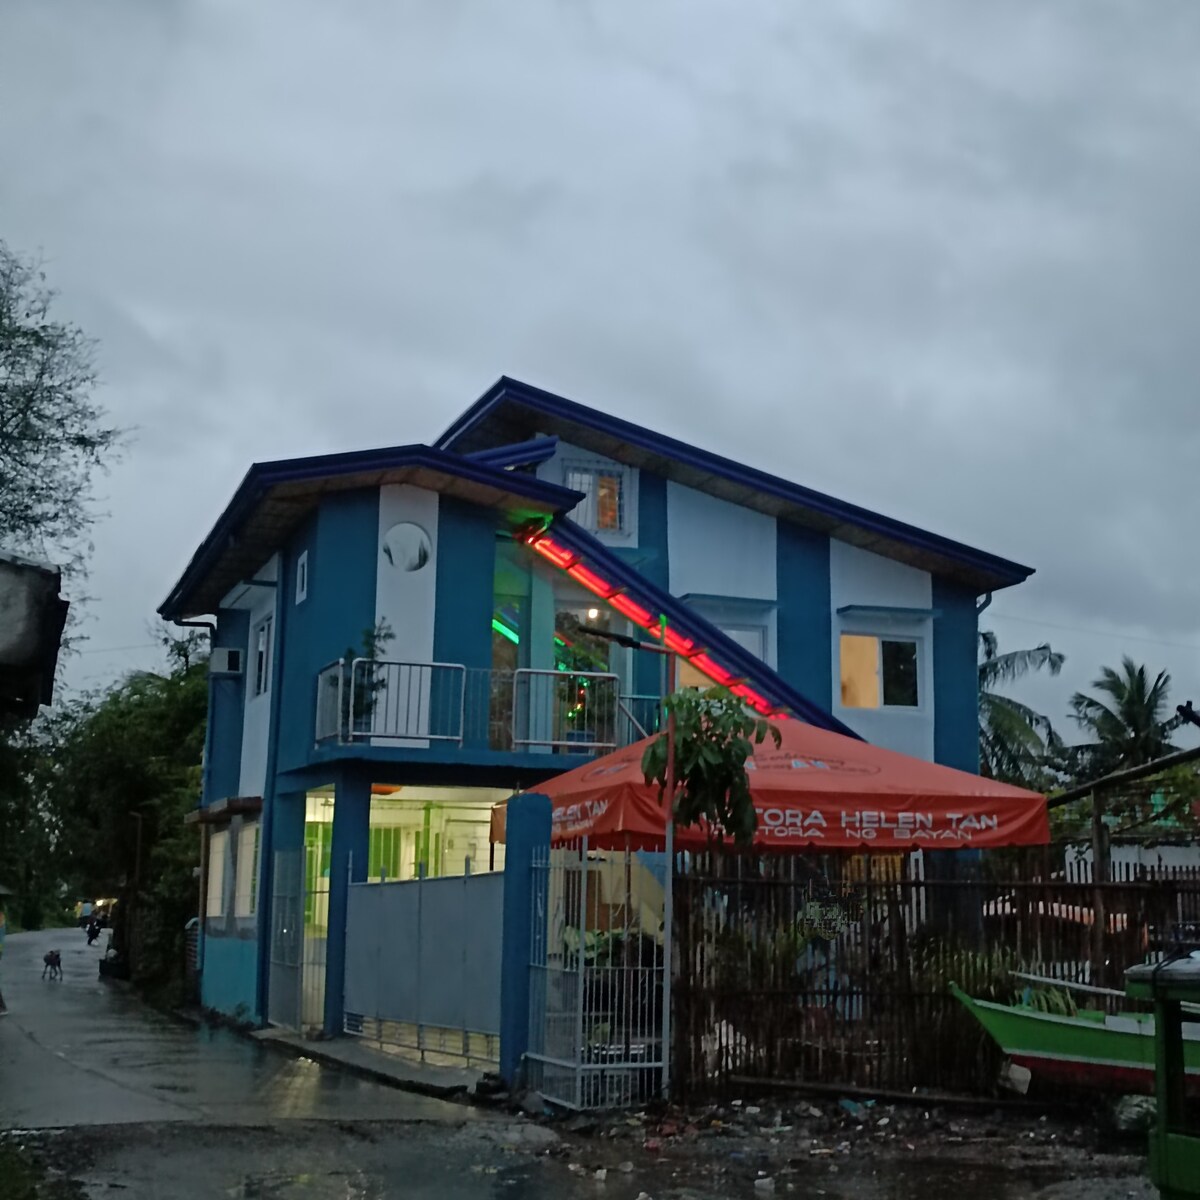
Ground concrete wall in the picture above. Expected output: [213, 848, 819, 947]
[201, 934, 259, 1021]
[829, 540, 935, 761]
[376, 484, 439, 665]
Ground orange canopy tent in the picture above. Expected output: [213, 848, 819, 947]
[491, 718, 1048, 852]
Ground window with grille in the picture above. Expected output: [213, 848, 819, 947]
[235, 822, 260, 917]
[840, 635, 919, 708]
[566, 464, 627, 534]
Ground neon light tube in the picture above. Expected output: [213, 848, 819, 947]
[608, 593, 656, 628]
[567, 563, 615, 597]
[491, 618, 519, 645]
[688, 653, 736, 687]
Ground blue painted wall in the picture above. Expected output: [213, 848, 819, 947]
[432, 498, 498, 670]
[776, 524, 833, 709]
[205, 609, 249, 805]
[275, 494, 379, 776]
[932, 579, 980, 772]
[201, 934, 259, 1021]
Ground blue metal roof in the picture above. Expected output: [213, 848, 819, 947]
[438, 377, 1034, 593]
[466, 435, 560, 470]
[546, 517, 863, 739]
[160, 443, 584, 620]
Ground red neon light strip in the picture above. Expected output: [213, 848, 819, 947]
[529, 535, 576, 570]
[660, 628, 698, 657]
[525, 531, 779, 715]
[609, 592, 656, 628]
[567, 563, 615, 598]
[687, 653, 736, 687]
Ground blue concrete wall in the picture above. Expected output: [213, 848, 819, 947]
[432, 498, 498, 670]
[205, 609, 249, 805]
[776, 524, 832, 708]
[276, 495, 379, 775]
[201, 935, 259, 1021]
[323, 770, 370, 1033]
[932, 578, 980, 772]
[499, 792, 552, 1085]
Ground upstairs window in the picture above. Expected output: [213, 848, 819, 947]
[253, 617, 273, 697]
[840, 635, 919, 708]
[566, 463, 626, 534]
[295, 551, 309, 604]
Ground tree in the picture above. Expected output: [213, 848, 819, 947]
[977, 631, 1064, 786]
[1066, 656, 1181, 781]
[641, 686, 781, 848]
[0, 240, 121, 568]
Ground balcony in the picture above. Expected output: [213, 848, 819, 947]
[314, 659, 660, 754]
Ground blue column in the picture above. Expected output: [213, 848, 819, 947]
[499, 792, 552, 1086]
[256, 788, 306, 1024]
[323, 771, 371, 1034]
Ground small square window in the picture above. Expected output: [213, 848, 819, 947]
[295, 551, 309, 605]
[840, 635, 919, 709]
[566, 464, 626, 534]
[253, 617, 273, 696]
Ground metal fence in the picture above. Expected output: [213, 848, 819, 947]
[315, 660, 624, 753]
[671, 849, 1200, 1098]
[343, 863, 504, 1067]
[527, 838, 668, 1109]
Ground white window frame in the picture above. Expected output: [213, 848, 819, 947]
[838, 631, 924, 711]
[295, 551, 309, 605]
[235, 822, 260, 918]
[564, 459, 635, 540]
[207, 829, 229, 918]
[253, 616, 273, 697]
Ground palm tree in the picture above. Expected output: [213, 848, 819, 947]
[978, 631, 1064, 786]
[1067, 656, 1181, 780]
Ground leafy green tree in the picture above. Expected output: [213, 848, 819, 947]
[1066, 656, 1181, 780]
[45, 630, 207, 997]
[977, 631, 1063, 786]
[642, 686, 781, 847]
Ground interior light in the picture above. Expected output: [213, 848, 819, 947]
[587, 608, 599, 620]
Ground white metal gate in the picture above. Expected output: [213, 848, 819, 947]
[526, 837, 669, 1109]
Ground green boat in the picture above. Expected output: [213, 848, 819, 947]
[951, 980, 1200, 1094]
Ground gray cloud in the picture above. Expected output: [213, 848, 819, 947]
[3, 0, 1200, 732]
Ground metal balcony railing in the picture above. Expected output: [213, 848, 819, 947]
[315, 660, 636, 754]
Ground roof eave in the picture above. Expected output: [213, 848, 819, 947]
[437, 378, 1034, 593]
[159, 442, 584, 622]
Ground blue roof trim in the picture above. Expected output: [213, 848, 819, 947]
[438, 377, 1033, 591]
[547, 517, 863, 740]
[160, 443, 583, 620]
[466, 436, 560, 470]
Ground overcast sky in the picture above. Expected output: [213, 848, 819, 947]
[3, 0, 1199, 743]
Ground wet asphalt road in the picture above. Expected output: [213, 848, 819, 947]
[0, 929, 466, 1127]
[0, 930, 1157, 1199]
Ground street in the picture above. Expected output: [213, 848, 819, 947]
[0, 929, 1156, 1199]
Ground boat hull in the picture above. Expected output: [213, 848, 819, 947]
[950, 983, 1200, 1095]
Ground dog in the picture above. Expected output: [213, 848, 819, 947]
[42, 950, 62, 981]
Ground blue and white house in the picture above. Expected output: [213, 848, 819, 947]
[160, 377, 1032, 1057]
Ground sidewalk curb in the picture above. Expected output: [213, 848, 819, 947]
[255, 1033, 473, 1102]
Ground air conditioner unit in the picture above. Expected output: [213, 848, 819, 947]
[209, 648, 243, 675]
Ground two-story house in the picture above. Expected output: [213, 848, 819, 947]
[159, 377, 1032, 1033]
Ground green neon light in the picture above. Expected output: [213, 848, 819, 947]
[492, 618, 519, 645]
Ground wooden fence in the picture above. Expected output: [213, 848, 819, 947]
[671, 850, 1200, 1098]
